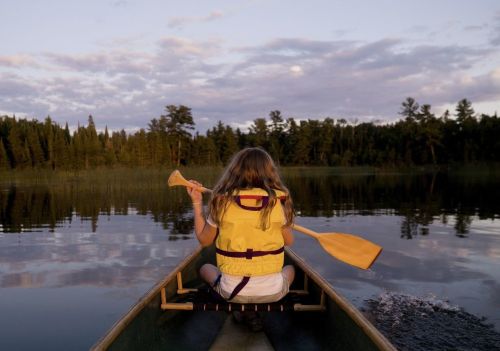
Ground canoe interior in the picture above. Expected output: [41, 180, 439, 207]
[93, 246, 394, 351]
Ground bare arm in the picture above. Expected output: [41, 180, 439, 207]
[192, 203, 218, 246]
[282, 226, 294, 246]
[187, 180, 218, 247]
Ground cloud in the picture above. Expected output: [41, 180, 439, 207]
[464, 24, 486, 31]
[110, 0, 128, 7]
[205, 38, 494, 121]
[490, 35, 500, 46]
[156, 37, 221, 58]
[0, 55, 39, 68]
[1, 35, 499, 132]
[490, 13, 500, 46]
[405, 25, 429, 33]
[167, 11, 224, 29]
[46, 51, 153, 76]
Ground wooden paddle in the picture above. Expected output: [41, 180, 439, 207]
[168, 170, 382, 269]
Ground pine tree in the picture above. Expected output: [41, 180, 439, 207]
[399, 97, 420, 122]
[294, 121, 312, 165]
[53, 128, 69, 169]
[284, 118, 299, 164]
[455, 99, 477, 162]
[85, 115, 102, 167]
[269, 110, 285, 165]
[43, 116, 54, 168]
[192, 134, 217, 165]
[318, 118, 335, 165]
[418, 105, 441, 164]
[26, 125, 44, 167]
[72, 125, 84, 169]
[162, 105, 195, 166]
[102, 126, 117, 166]
[7, 120, 30, 168]
[455, 98, 475, 124]
[249, 118, 269, 149]
[221, 125, 238, 164]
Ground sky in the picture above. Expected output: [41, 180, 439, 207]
[1, 0, 499, 133]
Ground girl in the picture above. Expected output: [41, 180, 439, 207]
[187, 147, 295, 305]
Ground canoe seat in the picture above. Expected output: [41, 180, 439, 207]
[160, 273, 326, 312]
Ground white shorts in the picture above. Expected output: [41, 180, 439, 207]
[213, 273, 290, 304]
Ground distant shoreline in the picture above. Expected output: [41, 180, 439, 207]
[2, 164, 500, 184]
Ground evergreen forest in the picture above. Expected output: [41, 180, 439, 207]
[0, 98, 499, 170]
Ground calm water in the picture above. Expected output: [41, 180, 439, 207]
[0, 168, 499, 350]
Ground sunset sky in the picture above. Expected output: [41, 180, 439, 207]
[1, 0, 499, 132]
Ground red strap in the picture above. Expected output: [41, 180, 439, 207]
[234, 195, 286, 211]
[234, 196, 268, 211]
[238, 195, 286, 200]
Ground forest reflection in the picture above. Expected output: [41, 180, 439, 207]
[1, 169, 499, 238]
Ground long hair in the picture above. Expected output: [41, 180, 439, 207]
[208, 147, 294, 229]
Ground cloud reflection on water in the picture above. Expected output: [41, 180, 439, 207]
[0, 214, 198, 289]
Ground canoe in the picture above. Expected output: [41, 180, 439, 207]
[91, 246, 396, 351]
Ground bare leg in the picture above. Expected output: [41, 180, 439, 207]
[199, 263, 221, 286]
[282, 265, 295, 287]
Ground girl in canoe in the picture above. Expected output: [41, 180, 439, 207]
[187, 147, 295, 306]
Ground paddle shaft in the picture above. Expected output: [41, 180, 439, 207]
[185, 184, 212, 194]
[290, 224, 321, 239]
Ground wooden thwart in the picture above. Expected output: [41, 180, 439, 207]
[176, 272, 197, 294]
[160, 272, 326, 312]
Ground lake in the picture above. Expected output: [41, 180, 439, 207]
[1, 168, 499, 350]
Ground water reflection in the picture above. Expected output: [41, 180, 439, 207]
[2, 171, 499, 237]
[0, 215, 197, 289]
[286, 171, 500, 238]
[0, 183, 195, 236]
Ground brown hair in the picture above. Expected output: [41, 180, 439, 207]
[208, 147, 294, 229]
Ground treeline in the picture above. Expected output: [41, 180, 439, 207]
[0, 98, 499, 170]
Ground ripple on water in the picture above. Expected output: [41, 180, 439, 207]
[363, 292, 500, 351]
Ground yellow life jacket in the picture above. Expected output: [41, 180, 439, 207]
[215, 188, 287, 277]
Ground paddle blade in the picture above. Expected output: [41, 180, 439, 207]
[168, 170, 190, 187]
[317, 233, 382, 269]
[167, 170, 212, 193]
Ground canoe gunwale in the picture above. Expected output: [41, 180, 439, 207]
[89, 246, 203, 351]
[284, 247, 397, 351]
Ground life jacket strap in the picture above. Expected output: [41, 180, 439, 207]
[233, 195, 287, 211]
[216, 247, 284, 259]
[234, 196, 269, 211]
[228, 276, 250, 301]
[237, 195, 286, 200]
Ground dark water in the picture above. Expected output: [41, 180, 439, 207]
[0, 168, 499, 350]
